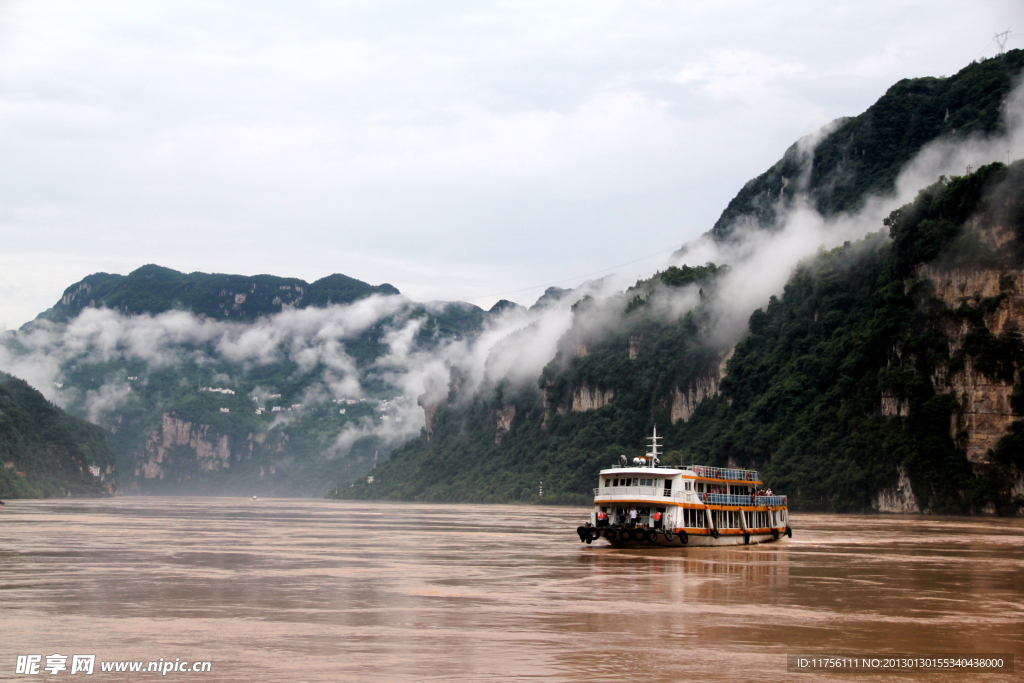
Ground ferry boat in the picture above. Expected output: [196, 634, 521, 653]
[575, 428, 790, 547]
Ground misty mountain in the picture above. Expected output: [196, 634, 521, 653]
[0, 371, 116, 498]
[3, 267, 489, 497]
[337, 52, 1024, 514]
[709, 50, 1024, 240]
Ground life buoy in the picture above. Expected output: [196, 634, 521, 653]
[771, 528, 780, 540]
[645, 530, 658, 544]
[678, 530, 688, 545]
[785, 526, 792, 538]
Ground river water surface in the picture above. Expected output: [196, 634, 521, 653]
[1, 498, 1022, 682]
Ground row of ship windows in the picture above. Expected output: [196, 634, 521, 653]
[679, 509, 786, 528]
[603, 477, 698, 492]
[605, 478, 761, 495]
[602, 507, 788, 529]
[605, 477, 668, 488]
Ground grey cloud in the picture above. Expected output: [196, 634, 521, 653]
[4, 3, 1022, 329]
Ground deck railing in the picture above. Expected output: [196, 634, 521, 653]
[594, 485, 661, 497]
[687, 464, 760, 481]
[594, 488, 787, 507]
[702, 493, 787, 506]
[601, 464, 762, 481]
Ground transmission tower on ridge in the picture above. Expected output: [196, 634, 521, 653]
[994, 29, 1012, 54]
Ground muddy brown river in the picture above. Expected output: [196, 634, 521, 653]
[1, 498, 1021, 681]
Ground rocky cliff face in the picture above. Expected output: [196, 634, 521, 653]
[139, 413, 233, 479]
[61, 280, 96, 308]
[945, 354, 1017, 464]
[418, 393, 443, 441]
[670, 376, 718, 424]
[127, 411, 295, 489]
[670, 350, 732, 423]
[919, 232, 1024, 466]
[571, 384, 615, 412]
[882, 203, 1024, 513]
[628, 335, 641, 360]
[417, 373, 459, 441]
[494, 405, 516, 444]
[880, 393, 910, 417]
[872, 466, 920, 513]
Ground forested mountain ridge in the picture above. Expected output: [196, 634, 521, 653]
[709, 49, 1024, 240]
[36, 264, 402, 324]
[0, 371, 116, 498]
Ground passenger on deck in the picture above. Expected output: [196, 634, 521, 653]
[628, 507, 638, 528]
[652, 510, 662, 529]
[597, 509, 608, 527]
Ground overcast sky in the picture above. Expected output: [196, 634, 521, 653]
[1, 1, 1022, 328]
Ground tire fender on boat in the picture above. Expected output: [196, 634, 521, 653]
[785, 526, 792, 538]
[711, 528, 720, 539]
[630, 528, 645, 543]
[771, 528, 780, 540]
[663, 530, 675, 542]
[743, 532, 750, 545]
[645, 530, 657, 544]
[678, 530, 688, 546]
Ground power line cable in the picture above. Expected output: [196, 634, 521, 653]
[0, 257, 83, 280]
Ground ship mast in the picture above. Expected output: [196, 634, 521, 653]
[646, 426, 661, 467]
